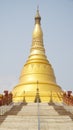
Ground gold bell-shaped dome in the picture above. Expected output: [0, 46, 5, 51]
[12, 9, 63, 102]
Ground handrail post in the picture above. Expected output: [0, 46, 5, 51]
[37, 80, 40, 130]
[37, 98, 40, 130]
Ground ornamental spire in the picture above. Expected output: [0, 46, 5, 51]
[30, 8, 45, 55]
[35, 6, 41, 24]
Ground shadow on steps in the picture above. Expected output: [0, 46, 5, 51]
[48, 102, 73, 121]
[0, 102, 27, 125]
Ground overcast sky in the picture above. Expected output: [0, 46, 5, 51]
[0, 0, 73, 93]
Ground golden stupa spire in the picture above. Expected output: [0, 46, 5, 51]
[30, 8, 45, 56]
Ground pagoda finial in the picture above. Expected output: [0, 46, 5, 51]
[35, 6, 41, 24]
[37, 5, 39, 11]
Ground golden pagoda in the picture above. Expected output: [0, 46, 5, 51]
[12, 9, 63, 102]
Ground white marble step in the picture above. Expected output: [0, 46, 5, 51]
[0, 121, 73, 130]
[0, 103, 73, 130]
[0, 120, 38, 129]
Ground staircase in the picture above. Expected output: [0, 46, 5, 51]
[0, 103, 73, 130]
